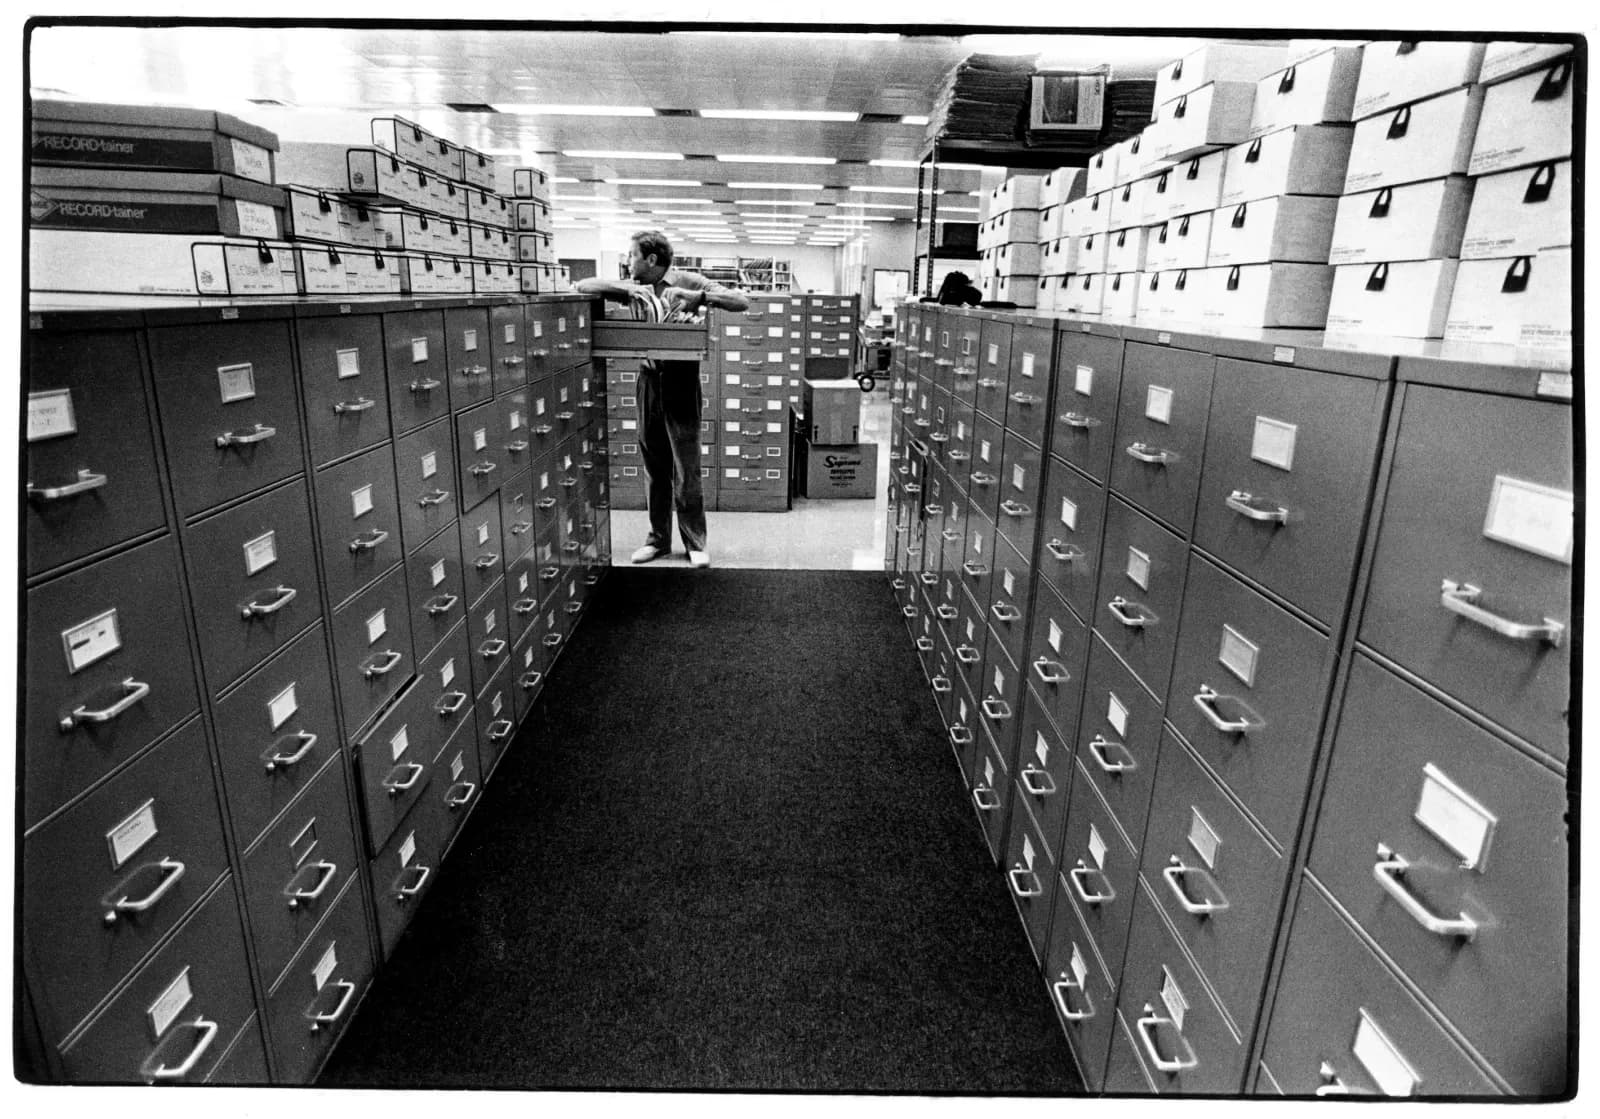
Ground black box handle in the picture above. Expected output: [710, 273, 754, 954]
[1524, 162, 1556, 204]
[1245, 137, 1263, 163]
[1278, 66, 1297, 94]
[1534, 60, 1572, 101]
[1226, 265, 1241, 291]
[1176, 269, 1188, 290]
[1231, 202, 1248, 228]
[1175, 95, 1188, 119]
[1365, 262, 1388, 291]
[1501, 256, 1532, 293]
[1386, 106, 1411, 140]
[1369, 188, 1392, 218]
[1186, 158, 1201, 180]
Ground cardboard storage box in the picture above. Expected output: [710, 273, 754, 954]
[1085, 147, 1120, 195]
[1460, 160, 1571, 259]
[1144, 221, 1175, 272]
[1164, 149, 1229, 220]
[514, 198, 550, 232]
[1167, 209, 1215, 270]
[1074, 230, 1110, 275]
[1480, 41, 1574, 84]
[1442, 249, 1570, 350]
[515, 230, 553, 263]
[1107, 178, 1145, 229]
[1468, 59, 1574, 176]
[399, 251, 474, 294]
[994, 274, 1039, 307]
[1221, 124, 1353, 206]
[803, 379, 863, 444]
[1034, 276, 1059, 313]
[991, 209, 1041, 245]
[31, 99, 278, 182]
[1343, 86, 1484, 194]
[30, 228, 302, 296]
[28, 166, 287, 239]
[1351, 40, 1486, 120]
[1208, 195, 1339, 265]
[1200, 261, 1335, 328]
[1136, 170, 1175, 225]
[508, 165, 552, 201]
[1325, 258, 1459, 337]
[460, 148, 496, 191]
[1153, 81, 1258, 162]
[370, 116, 443, 175]
[1250, 46, 1363, 135]
[465, 187, 513, 229]
[1520, 246, 1571, 351]
[1156, 43, 1289, 105]
[1062, 271, 1104, 315]
[1080, 190, 1114, 236]
[471, 221, 516, 261]
[991, 173, 1046, 214]
[1103, 271, 1141, 319]
[471, 259, 519, 294]
[1124, 131, 1173, 180]
[280, 183, 347, 243]
[1040, 166, 1086, 207]
[1144, 267, 1207, 322]
[1105, 226, 1149, 273]
[1328, 176, 1472, 264]
[800, 441, 877, 498]
[995, 242, 1043, 276]
[1038, 203, 1066, 242]
[277, 143, 422, 206]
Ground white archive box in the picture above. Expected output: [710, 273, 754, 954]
[1154, 81, 1257, 162]
[336, 200, 381, 248]
[1138, 169, 1177, 224]
[994, 273, 1038, 307]
[472, 221, 516, 261]
[1249, 47, 1363, 135]
[1038, 203, 1068, 242]
[401, 251, 475, 294]
[991, 209, 1041, 245]
[1149, 267, 1207, 322]
[472, 259, 520, 294]
[1105, 226, 1149, 273]
[281, 184, 345, 243]
[420, 174, 469, 221]
[1221, 124, 1353, 206]
[1074, 230, 1110, 275]
[1208, 195, 1339, 266]
[1520, 246, 1571, 350]
[1444, 251, 1571, 349]
[1040, 166, 1086, 207]
[1480, 41, 1574, 84]
[29, 229, 305, 295]
[1350, 40, 1486, 120]
[1103, 271, 1141, 319]
[1144, 221, 1175, 271]
[370, 116, 441, 174]
[459, 148, 496, 191]
[1164, 150, 1229, 220]
[1062, 271, 1104, 315]
[1074, 191, 1113, 237]
[1085, 147, 1120, 195]
[1201, 262, 1335, 328]
[277, 143, 426, 207]
[1123, 131, 1173, 180]
[1286, 38, 1361, 66]
[1042, 274, 1073, 312]
[1108, 178, 1144, 229]
[1467, 58, 1574, 177]
[1343, 86, 1484, 194]
[513, 198, 550, 233]
[991, 173, 1046, 214]
[1040, 236, 1077, 275]
[515, 230, 554, 264]
[1328, 176, 1473, 264]
[1034, 276, 1059, 312]
[1460, 160, 1570, 259]
[995, 242, 1043, 276]
[1155, 43, 1289, 105]
[1325, 258, 1459, 337]
[465, 187, 513, 230]
[976, 217, 995, 252]
[508, 165, 551, 201]
[1167, 209, 1214, 270]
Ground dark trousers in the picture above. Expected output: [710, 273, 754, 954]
[637, 360, 707, 552]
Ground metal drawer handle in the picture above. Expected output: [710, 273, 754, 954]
[969, 471, 997, 487]
[479, 638, 507, 659]
[923, 501, 942, 517]
[949, 725, 973, 745]
[556, 342, 573, 351]
[1088, 735, 1136, 774]
[28, 467, 108, 501]
[501, 355, 525, 366]
[1020, 765, 1057, 797]
[410, 377, 442, 393]
[940, 529, 960, 543]
[999, 500, 1031, 518]
[1045, 539, 1084, 563]
[361, 650, 403, 678]
[1107, 597, 1151, 628]
[915, 636, 934, 652]
[61, 677, 151, 731]
[1136, 1005, 1199, 1073]
[216, 423, 276, 448]
[1163, 857, 1231, 916]
[556, 410, 576, 421]
[1051, 977, 1095, 1023]
[1008, 867, 1043, 898]
[540, 566, 560, 581]
[474, 552, 501, 570]
[514, 596, 539, 615]
[1193, 684, 1254, 734]
[488, 718, 515, 742]
[469, 461, 498, 477]
[146, 1017, 218, 1081]
[981, 698, 1012, 721]
[947, 450, 971, 463]
[564, 601, 583, 615]
[435, 690, 468, 716]
[912, 418, 931, 429]
[1316, 1062, 1351, 1096]
[533, 424, 554, 435]
[954, 644, 980, 665]
[535, 496, 557, 509]
[446, 780, 478, 808]
[106, 857, 186, 923]
[901, 605, 918, 618]
[333, 396, 376, 414]
[285, 859, 337, 908]
[1059, 411, 1099, 429]
[384, 762, 425, 796]
[264, 730, 317, 771]
[928, 431, 949, 444]
[1009, 392, 1042, 406]
[395, 863, 431, 900]
[349, 528, 389, 553]
[1032, 658, 1070, 685]
[543, 633, 563, 648]
[426, 593, 459, 616]
[239, 584, 298, 619]
[991, 602, 1022, 623]
[930, 675, 953, 694]
[1439, 580, 1564, 646]
[919, 572, 939, 586]
[936, 605, 959, 621]
[460, 364, 490, 378]
[934, 357, 954, 367]
[952, 367, 976, 378]
[1126, 442, 1175, 465]
[506, 439, 530, 454]
[559, 477, 579, 489]
[561, 541, 581, 554]
[419, 488, 451, 507]
[1069, 861, 1115, 906]
[1225, 489, 1289, 524]
[962, 561, 990, 578]
[902, 484, 923, 497]
[307, 980, 356, 1032]
[1373, 844, 1478, 940]
[977, 377, 1002, 389]
[971, 785, 1001, 812]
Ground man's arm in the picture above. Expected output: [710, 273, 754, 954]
[574, 278, 643, 304]
[664, 270, 751, 313]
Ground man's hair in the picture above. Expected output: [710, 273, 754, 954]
[631, 229, 674, 270]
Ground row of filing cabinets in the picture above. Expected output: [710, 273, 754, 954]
[882, 302, 1571, 1098]
[22, 292, 612, 1084]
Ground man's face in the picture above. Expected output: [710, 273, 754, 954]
[627, 241, 659, 283]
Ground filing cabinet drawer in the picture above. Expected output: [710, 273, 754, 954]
[986, 531, 1032, 669]
[504, 549, 544, 642]
[1007, 323, 1055, 448]
[328, 567, 414, 738]
[1306, 654, 1567, 1094]
[1106, 1008, 1160, 1093]
[489, 303, 527, 394]
[384, 309, 450, 435]
[393, 419, 458, 555]
[466, 576, 513, 699]
[1035, 456, 1104, 622]
[529, 381, 562, 458]
[936, 495, 967, 577]
[240, 753, 360, 988]
[1096, 496, 1191, 702]
[355, 675, 443, 853]
[295, 311, 391, 468]
[404, 525, 466, 663]
[369, 783, 445, 961]
[950, 322, 981, 410]
[213, 623, 339, 847]
[417, 620, 477, 750]
[263, 871, 375, 1084]
[1358, 385, 1571, 760]
[1109, 342, 1217, 537]
[56, 878, 254, 1083]
[26, 326, 166, 577]
[1002, 793, 1059, 964]
[948, 674, 983, 787]
[499, 467, 538, 564]
[978, 636, 1024, 754]
[975, 318, 1013, 420]
[443, 307, 493, 413]
[958, 505, 999, 612]
[1060, 758, 1141, 977]
[1022, 579, 1091, 748]
[455, 400, 504, 511]
[510, 623, 546, 726]
[475, 659, 517, 777]
[1014, 686, 1077, 864]
[459, 497, 505, 605]
[432, 716, 484, 847]
[24, 718, 228, 1043]
[1075, 635, 1165, 854]
[1259, 881, 1502, 1097]
[996, 430, 1046, 557]
[1049, 332, 1125, 485]
[25, 536, 201, 829]
[1043, 878, 1118, 1091]
[529, 462, 562, 542]
[314, 442, 403, 609]
[524, 302, 557, 383]
[970, 726, 1011, 862]
[1193, 359, 1388, 626]
[951, 584, 991, 700]
[1166, 555, 1334, 844]
[206, 1014, 269, 1084]
[967, 411, 1006, 524]
[499, 388, 535, 477]
[148, 319, 303, 519]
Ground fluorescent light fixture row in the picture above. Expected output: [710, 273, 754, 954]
[606, 178, 703, 187]
[629, 197, 716, 204]
[732, 200, 817, 207]
[715, 153, 836, 165]
[565, 150, 683, 160]
[701, 109, 858, 122]
[846, 185, 921, 195]
[495, 104, 655, 116]
[726, 182, 825, 191]
[900, 115, 930, 125]
[836, 201, 915, 211]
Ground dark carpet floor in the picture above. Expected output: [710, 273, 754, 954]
[318, 568, 1080, 1094]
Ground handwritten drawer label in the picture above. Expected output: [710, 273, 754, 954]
[107, 799, 158, 869]
[1251, 416, 1297, 471]
[462, 329, 478, 352]
[243, 530, 277, 575]
[1145, 385, 1173, 425]
[1075, 364, 1094, 396]
[420, 451, 438, 480]
[411, 338, 429, 363]
[147, 967, 193, 1042]
[351, 483, 373, 519]
[1107, 692, 1128, 737]
[1218, 624, 1259, 687]
[1126, 547, 1151, 590]
[1414, 763, 1497, 871]
[504, 323, 517, 344]
[473, 427, 488, 451]
[366, 609, 387, 645]
[390, 724, 410, 761]
[27, 388, 77, 442]
[1188, 807, 1221, 869]
[217, 362, 256, 404]
[1482, 475, 1572, 563]
[335, 347, 362, 380]
[62, 608, 121, 674]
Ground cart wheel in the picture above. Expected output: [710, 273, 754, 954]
[856, 374, 876, 393]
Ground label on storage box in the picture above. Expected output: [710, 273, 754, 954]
[107, 799, 158, 869]
[1482, 475, 1572, 563]
[62, 607, 120, 674]
[234, 199, 278, 238]
[230, 139, 273, 182]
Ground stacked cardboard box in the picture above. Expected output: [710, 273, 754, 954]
[976, 172, 1047, 306]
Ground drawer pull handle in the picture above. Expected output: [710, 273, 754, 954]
[488, 718, 515, 742]
[410, 377, 443, 393]
[969, 471, 997, 488]
[562, 541, 581, 554]
[1107, 597, 1152, 629]
[1163, 857, 1231, 916]
[1316, 1062, 1351, 1096]
[971, 785, 1001, 812]
[1088, 735, 1136, 774]
[435, 690, 469, 716]
[106, 857, 186, 923]
[1051, 977, 1095, 1023]
[1045, 539, 1083, 563]
[928, 430, 950, 444]
[999, 500, 1031, 518]
[27, 467, 108, 501]
[241, 584, 298, 619]
[584, 573, 601, 586]
[556, 342, 573, 351]
[460, 365, 490, 378]
[1059, 411, 1100, 429]
[1032, 658, 1071, 685]
[1126, 442, 1175, 465]
[1009, 392, 1042, 406]
[285, 859, 338, 908]
[146, 1017, 218, 1081]
[306, 980, 356, 1032]
[1020, 765, 1057, 797]
[901, 605, 918, 618]
[349, 528, 389, 553]
[1007, 867, 1043, 898]
[952, 367, 976, 378]
[949, 725, 973, 745]
[1193, 684, 1256, 734]
[543, 633, 563, 648]
[930, 674, 953, 694]
[333, 396, 376, 414]
[564, 601, 583, 615]
[919, 572, 939, 586]
[1373, 845, 1478, 940]
[540, 566, 560, 581]
[924, 501, 943, 517]
[419, 488, 451, 507]
[559, 477, 579, 489]
[535, 496, 558, 510]
[556, 411, 577, 422]
[962, 561, 991, 578]
[479, 638, 507, 659]
[475, 552, 501, 570]
[501, 355, 525, 366]
[991, 602, 1022, 623]
[947, 450, 971, 463]
[361, 650, 403, 678]
[1069, 861, 1115, 906]
[1439, 580, 1564, 646]
[1136, 1005, 1199, 1073]
[514, 596, 539, 615]
[533, 424, 554, 436]
[216, 423, 276, 448]
[264, 730, 318, 771]
[977, 377, 1002, 389]
[506, 439, 530, 454]
[61, 676, 151, 731]
[981, 698, 1012, 721]
[426, 593, 459, 617]
[446, 780, 478, 808]
[520, 670, 544, 691]
[936, 605, 960, 621]
[384, 762, 425, 796]
[395, 863, 431, 901]
[954, 644, 980, 665]
[1225, 489, 1289, 524]
[934, 357, 954, 367]
[469, 461, 498, 477]
[902, 483, 923, 497]
[915, 636, 935, 652]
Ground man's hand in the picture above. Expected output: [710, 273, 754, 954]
[661, 286, 704, 314]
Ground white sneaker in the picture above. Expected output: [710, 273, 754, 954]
[688, 549, 711, 568]
[631, 543, 666, 564]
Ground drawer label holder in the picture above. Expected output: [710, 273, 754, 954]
[1414, 762, 1497, 871]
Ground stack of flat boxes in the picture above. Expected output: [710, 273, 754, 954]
[503, 164, 571, 293]
[977, 174, 1046, 306]
[1034, 166, 1082, 312]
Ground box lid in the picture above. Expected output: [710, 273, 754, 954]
[30, 165, 285, 206]
[31, 98, 280, 150]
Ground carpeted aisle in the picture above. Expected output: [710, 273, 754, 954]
[318, 568, 1081, 1094]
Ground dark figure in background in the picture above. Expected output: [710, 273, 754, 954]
[576, 230, 750, 567]
[934, 270, 984, 306]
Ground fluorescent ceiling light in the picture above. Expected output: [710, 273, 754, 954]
[560, 206, 639, 215]
[493, 104, 654, 116]
[837, 202, 915, 211]
[671, 31, 898, 40]
[607, 178, 703, 186]
[938, 206, 980, 215]
[716, 154, 837, 165]
[900, 115, 930, 125]
[868, 159, 921, 168]
[702, 109, 859, 122]
[847, 185, 921, 195]
[748, 238, 798, 244]
[566, 150, 684, 160]
[553, 176, 580, 183]
[651, 209, 736, 216]
[727, 182, 825, 191]
[630, 197, 715, 204]
[733, 200, 817, 207]
[936, 162, 988, 171]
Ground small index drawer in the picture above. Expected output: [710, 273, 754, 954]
[295, 311, 391, 468]
[384, 308, 450, 435]
[355, 676, 441, 853]
[394, 418, 458, 555]
[1110, 341, 1218, 538]
[313, 441, 403, 610]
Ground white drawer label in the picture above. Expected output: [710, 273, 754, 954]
[485, 608, 497, 634]
[351, 483, 374, 519]
[1035, 731, 1050, 768]
[1482, 475, 1572, 563]
[964, 619, 976, 643]
[477, 521, 490, 546]
[1107, 692, 1129, 737]
[724, 446, 740, 458]
[1022, 834, 1036, 870]
[1188, 807, 1221, 870]
[243, 530, 277, 575]
[107, 799, 158, 869]
[724, 467, 740, 480]
[958, 697, 970, 723]
[411, 337, 429, 363]
[1160, 967, 1189, 1032]
[1060, 497, 1078, 530]
[1012, 464, 1027, 491]
[980, 439, 993, 462]
[429, 558, 446, 587]
[313, 941, 338, 992]
[1353, 1010, 1418, 1097]
[725, 325, 741, 337]
[1145, 385, 1173, 425]
[440, 658, 456, 688]
[1075, 364, 1094, 396]
[510, 410, 524, 431]
[767, 400, 782, 412]
[451, 751, 466, 782]
[390, 723, 410, 761]
[473, 427, 488, 451]
[957, 421, 968, 440]
[973, 531, 984, 556]
[1414, 763, 1497, 871]
[766, 445, 782, 456]
[987, 343, 999, 365]
[536, 398, 547, 416]
[62, 607, 120, 673]
[217, 362, 256, 404]
[993, 666, 1005, 694]
[1218, 624, 1259, 687]
[491, 691, 504, 716]
[983, 758, 995, 786]
[147, 967, 193, 1042]
[504, 323, 516, 344]
[523, 646, 535, 672]
[399, 830, 417, 867]
[231, 138, 272, 180]
[268, 682, 298, 730]
[532, 321, 543, 338]
[1071, 944, 1088, 990]
[723, 422, 740, 435]
[518, 572, 530, 594]
[335, 347, 362, 380]
[1250, 416, 1297, 471]
[366, 608, 387, 644]
[420, 451, 438, 480]
[725, 355, 742, 367]
[1047, 619, 1063, 653]
[27, 388, 77, 441]
[462, 329, 478, 352]
[1002, 570, 1016, 596]
[1126, 546, 1151, 590]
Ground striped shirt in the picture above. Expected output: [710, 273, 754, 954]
[625, 268, 727, 323]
